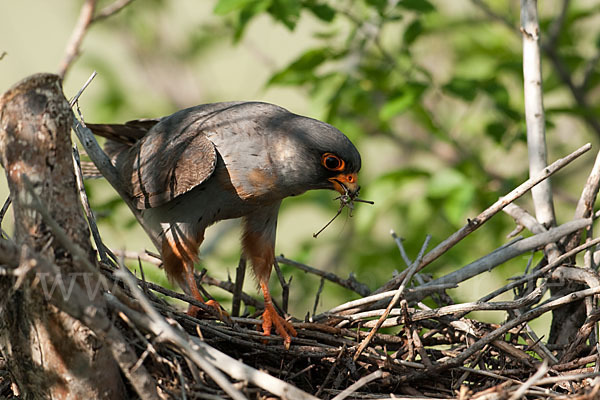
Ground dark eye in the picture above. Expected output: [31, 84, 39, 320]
[321, 153, 345, 171]
[325, 156, 340, 169]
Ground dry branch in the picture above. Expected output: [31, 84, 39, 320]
[521, 0, 556, 229]
[423, 217, 591, 288]
[375, 142, 591, 294]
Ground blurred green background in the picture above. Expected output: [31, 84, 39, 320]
[1, 1, 599, 334]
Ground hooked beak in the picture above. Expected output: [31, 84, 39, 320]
[328, 173, 359, 197]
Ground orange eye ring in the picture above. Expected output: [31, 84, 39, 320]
[321, 153, 345, 171]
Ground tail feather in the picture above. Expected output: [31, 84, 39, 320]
[86, 119, 159, 144]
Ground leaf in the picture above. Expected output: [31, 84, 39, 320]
[427, 169, 466, 199]
[427, 169, 474, 226]
[233, 1, 271, 42]
[304, 1, 336, 21]
[444, 184, 475, 226]
[485, 120, 506, 144]
[379, 83, 426, 121]
[376, 168, 430, 183]
[398, 0, 435, 13]
[268, 0, 302, 30]
[443, 77, 478, 101]
[366, 0, 388, 13]
[404, 19, 423, 45]
[268, 48, 330, 85]
[214, 0, 259, 15]
[379, 92, 416, 121]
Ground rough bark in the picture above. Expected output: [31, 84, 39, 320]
[0, 73, 126, 399]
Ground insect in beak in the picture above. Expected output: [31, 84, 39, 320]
[313, 182, 374, 238]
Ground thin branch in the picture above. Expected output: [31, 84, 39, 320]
[521, 0, 556, 230]
[503, 203, 546, 235]
[508, 360, 549, 400]
[69, 71, 97, 106]
[0, 196, 11, 226]
[323, 283, 456, 317]
[546, 0, 570, 48]
[277, 255, 370, 297]
[312, 278, 325, 318]
[353, 236, 430, 361]
[231, 257, 246, 317]
[375, 143, 591, 294]
[58, 0, 96, 79]
[439, 285, 600, 372]
[72, 146, 108, 263]
[272, 258, 290, 314]
[72, 112, 159, 249]
[331, 370, 383, 400]
[420, 218, 591, 290]
[480, 236, 600, 303]
[59, 0, 135, 79]
[93, 0, 135, 21]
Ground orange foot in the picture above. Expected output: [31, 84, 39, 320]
[187, 299, 231, 324]
[261, 302, 297, 349]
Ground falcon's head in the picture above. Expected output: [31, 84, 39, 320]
[271, 112, 362, 198]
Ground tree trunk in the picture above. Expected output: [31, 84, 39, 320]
[0, 73, 126, 399]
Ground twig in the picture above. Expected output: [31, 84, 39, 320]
[111, 249, 162, 265]
[508, 360, 549, 400]
[273, 258, 290, 314]
[421, 218, 591, 289]
[391, 230, 413, 267]
[93, 0, 136, 21]
[331, 370, 383, 400]
[439, 285, 600, 372]
[560, 309, 600, 363]
[200, 274, 264, 310]
[485, 238, 600, 304]
[353, 236, 430, 361]
[72, 112, 158, 249]
[323, 283, 456, 318]
[59, 0, 135, 79]
[0, 197, 11, 226]
[72, 145, 108, 263]
[503, 203, 546, 235]
[312, 278, 325, 318]
[58, 0, 96, 79]
[277, 255, 370, 297]
[565, 148, 600, 250]
[173, 357, 187, 400]
[231, 257, 246, 317]
[521, 0, 556, 230]
[375, 143, 592, 294]
[348, 287, 542, 328]
[314, 347, 345, 397]
[69, 71, 97, 107]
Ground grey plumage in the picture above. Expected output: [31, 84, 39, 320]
[88, 101, 361, 208]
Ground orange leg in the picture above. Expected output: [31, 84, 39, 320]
[161, 228, 229, 322]
[241, 203, 296, 347]
[259, 281, 297, 349]
[183, 260, 229, 322]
